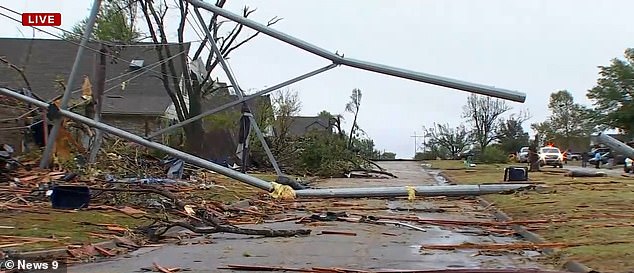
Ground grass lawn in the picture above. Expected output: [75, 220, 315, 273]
[0, 174, 262, 252]
[427, 160, 634, 273]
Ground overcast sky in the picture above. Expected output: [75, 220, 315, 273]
[2, 0, 634, 158]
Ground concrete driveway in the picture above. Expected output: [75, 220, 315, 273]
[69, 161, 557, 273]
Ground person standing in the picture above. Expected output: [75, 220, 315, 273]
[624, 157, 633, 174]
[594, 151, 602, 169]
[581, 151, 589, 168]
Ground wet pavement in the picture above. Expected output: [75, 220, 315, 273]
[69, 161, 554, 273]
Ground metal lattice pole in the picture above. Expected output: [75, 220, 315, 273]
[192, 7, 282, 176]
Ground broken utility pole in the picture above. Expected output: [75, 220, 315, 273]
[89, 44, 107, 163]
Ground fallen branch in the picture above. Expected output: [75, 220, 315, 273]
[151, 221, 311, 238]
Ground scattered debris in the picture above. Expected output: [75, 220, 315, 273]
[319, 230, 357, 236]
[219, 264, 571, 273]
[420, 242, 571, 251]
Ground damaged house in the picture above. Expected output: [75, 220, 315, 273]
[0, 38, 190, 151]
[0, 38, 275, 163]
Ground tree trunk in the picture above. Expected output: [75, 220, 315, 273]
[184, 122, 204, 156]
[184, 72, 205, 156]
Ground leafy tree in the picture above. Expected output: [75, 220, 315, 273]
[318, 110, 344, 137]
[298, 131, 357, 177]
[532, 90, 595, 149]
[496, 112, 530, 154]
[380, 152, 397, 159]
[63, 0, 142, 42]
[480, 145, 508, 164]
[352, 138, 380, 159]
[462, 94, 511, 149]
[345, 88, 362, 148]
[414, 146, 450, 160]
[587, 48, 634, 135]
[423, 123, 470, 159]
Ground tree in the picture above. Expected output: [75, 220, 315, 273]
[272, 88, 301, 142]
[496, 111, 530, 154]
[352, 138, 380, 159]
[462, 94, 511, 149]
[137, 0, 281, 155]
[318, 110, 344, 137]
[423, 123, 471, 159]
[380, 152, 397, 160]
[587, 48, 634, 135]
[63, 0, 142, 42]
[345, 88, 362, 148]
[532, 90, 595, 149]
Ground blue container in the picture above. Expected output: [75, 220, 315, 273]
[51, 185, 90, 209]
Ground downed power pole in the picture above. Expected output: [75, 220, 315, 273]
[595, 132, 634, 160]
[0, 88, 532, 198]
[187, 0, 526, 103]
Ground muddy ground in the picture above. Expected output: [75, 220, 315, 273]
[68, 161, 555, 273]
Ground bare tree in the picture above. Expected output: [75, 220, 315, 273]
[345, 88, 362, 148]
[423, 123, 471, 159]
[138, 0, 281, 155]
[272, 88, 302, 143]
[462, 94, 511, 149]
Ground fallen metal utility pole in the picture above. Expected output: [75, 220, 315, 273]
[193, 7, 281, 176]
[40, 0, 102, 168]
[596, 132, 634, 159]
[3, 86, 531, 199]
[145, 64, 337, 139]
[187, 0, 526, 103]
[0, 87, 274, 192]
[295, 184, 531, 198]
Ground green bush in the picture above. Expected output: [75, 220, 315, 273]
[479, 145, 508, 164]
[299, 132, 357, 177]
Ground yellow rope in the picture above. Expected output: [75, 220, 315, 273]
[269, 182, 296, 200]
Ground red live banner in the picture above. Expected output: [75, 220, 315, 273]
[22, 13, 62, 26]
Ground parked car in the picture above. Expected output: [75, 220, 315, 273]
[566, 152, 581, 161]
[538, 146, 564, 168]
[517, 146, 530, 163]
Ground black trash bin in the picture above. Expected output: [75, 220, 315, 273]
[504, 166, 528, 182]
[50, 185, 90, 209]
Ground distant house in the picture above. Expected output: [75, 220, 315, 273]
[284, 116, 333, 138]
[0, 38, 190, 146]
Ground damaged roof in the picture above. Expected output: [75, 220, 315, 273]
[0, 38, 190, 116]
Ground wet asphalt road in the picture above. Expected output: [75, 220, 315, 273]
[69, 161, 554, 273]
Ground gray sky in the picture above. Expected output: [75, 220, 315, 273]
[2, 0, 634, 158]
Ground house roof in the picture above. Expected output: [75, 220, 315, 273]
[0, 38, 190, 116]
[286, 116, 331, 137]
